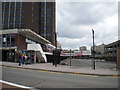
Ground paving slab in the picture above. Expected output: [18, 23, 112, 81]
[0, 61, 120, 77]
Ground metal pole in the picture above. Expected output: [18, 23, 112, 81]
[92, 29, 95, 70]
[54, 32, 57, 48]
[70, 49, 71, 67]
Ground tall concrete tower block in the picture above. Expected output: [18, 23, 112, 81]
[0, 2, 2, 30]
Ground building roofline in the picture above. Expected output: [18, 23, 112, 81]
[105, 40, 120, 47]
[0, 29, 51, 45]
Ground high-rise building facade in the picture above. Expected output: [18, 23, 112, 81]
[2, 2, 56, 46]
[1, 1, 56, 62]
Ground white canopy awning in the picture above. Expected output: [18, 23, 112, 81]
[0, 29, 51, 45]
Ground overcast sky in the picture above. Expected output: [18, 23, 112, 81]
[57, 1, 118, 50]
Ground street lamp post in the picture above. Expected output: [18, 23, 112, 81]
[54, 32, 57, 48]
[92, 29, 95, 70]
[70, 49, 71, 67]
[54, 32, 59, 48]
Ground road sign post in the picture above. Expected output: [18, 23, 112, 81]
[70, 49, 71, 67]
[92, 29, 95, 70]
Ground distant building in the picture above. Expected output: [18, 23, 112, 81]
[104, 40, 120, 70]
[74, 50, 91, 56]
[79, 46, 87, 51]
[91, 44, 105, 55]
[61, 49, 74, 56]
[62, 49, 72, 53]
[61, 49, 91, 58]
[74, 51, 83, 56]
[104, 40, 120, 62]
[95, 44, 105, 54]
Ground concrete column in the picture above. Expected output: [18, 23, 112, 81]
[34, 52, 36, 64]
[117, 48, 120, 70]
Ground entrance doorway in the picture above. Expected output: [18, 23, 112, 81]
[2, 49, 15, 62]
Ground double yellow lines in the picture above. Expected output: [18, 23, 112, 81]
[1, 65, 120, 78]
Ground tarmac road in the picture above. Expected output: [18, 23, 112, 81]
[61, 59, 116, 69]
[2, 66, 119, 89]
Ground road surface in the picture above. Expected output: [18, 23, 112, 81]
[61, 59, 116, 69]
[1, 66, 119, 89]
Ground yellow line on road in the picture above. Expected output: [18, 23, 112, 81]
[2, 65, 120, 78]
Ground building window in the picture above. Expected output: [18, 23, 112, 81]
[41, 26, 51, 31]
[16, 3, 21, 7]
[4, 3, 9, 8]
[46, 33, 51, 36]
[41, 20, 51, 24]
[118, 44, 120, 48]
[41, 26, 46, 30]
[2, 34, 15, 47]
[41, 14, 51, 17]
[41, 8, 51, 11]
[11, 3, 15, 8]
[41, 2, 45, 6]
[46, 26, 51, 30]
[46, 2, 53, 6]
[3, 37, 6, 43]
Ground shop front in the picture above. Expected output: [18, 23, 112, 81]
[2, 49, 15, 62]
[1, 29, 53, 63]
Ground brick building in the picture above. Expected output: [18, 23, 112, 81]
[2, 2, 56, 46]
[0, 1, 56, 62]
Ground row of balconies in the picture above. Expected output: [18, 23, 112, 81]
[104, 48, 116, 52]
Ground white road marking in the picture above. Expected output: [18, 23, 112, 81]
[0, 80, 32, 89]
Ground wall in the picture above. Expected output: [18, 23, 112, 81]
[23, 2, 40, 34]
[15, 34, 27, 51]
[95, 44, 105, 54]
[117, 48, 120, 70]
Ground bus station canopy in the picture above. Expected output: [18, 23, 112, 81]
[0, 29, 51, 45]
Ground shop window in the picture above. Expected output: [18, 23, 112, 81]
[118, 44, 120, 48]
[3, 37, 6, 42]
[7, 37, 10, 41]
[11, 37, 14, 42]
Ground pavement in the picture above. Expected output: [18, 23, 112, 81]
[1, 83, 28, 90]
[0, 61, 120, 77]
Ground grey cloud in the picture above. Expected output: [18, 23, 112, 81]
[57, 22, 91, 39]
[57, 2, 118, 49]
[58, 37, 92, 49]
[57, 2, 117, 38]
[58, 2, 117, 25]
